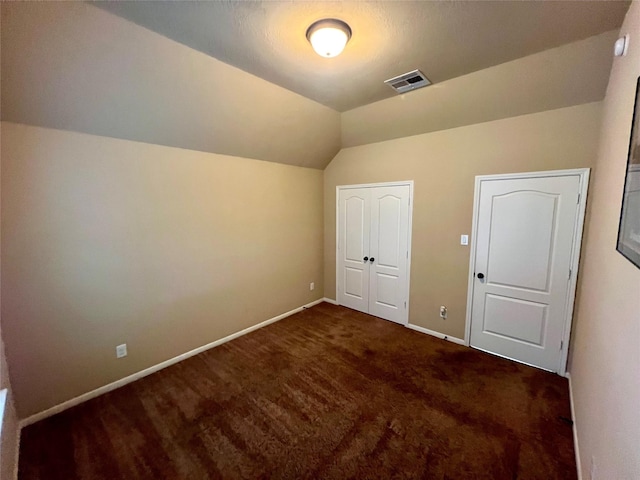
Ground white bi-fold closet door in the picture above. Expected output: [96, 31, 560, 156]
[337, 183, 412, 324]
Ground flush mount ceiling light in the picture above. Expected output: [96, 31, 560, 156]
[306, 19, 352, 58]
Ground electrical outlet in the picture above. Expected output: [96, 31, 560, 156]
[460, 234, 469, 246]
[116, 344, 127, 359]
[590, 456, 597, 479]
[439, 306, 447, 319]
[310, 282, 315, 291]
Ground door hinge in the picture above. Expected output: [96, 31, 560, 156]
[560, 340, 564, 350]
[404, 301, 407, 309]
[568, 268, 572, 280]
[406, 250, 409, 259]
[577, 193, 581, 205]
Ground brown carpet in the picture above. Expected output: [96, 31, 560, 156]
[19, 302, 576, 479]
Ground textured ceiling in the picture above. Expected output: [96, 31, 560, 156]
[94, 1, 628, 112]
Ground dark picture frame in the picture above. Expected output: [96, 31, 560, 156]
[617, 76, 640, 269]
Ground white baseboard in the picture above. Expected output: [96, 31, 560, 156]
[406, 323, 466, 345]
[566, 372, 582, 480]
[320, 302, 465, 346]
[20, 298, 325, 428]
[13, 426, 20, 480]
[321, 302, 465, 348]
[322, 297, 339, 305]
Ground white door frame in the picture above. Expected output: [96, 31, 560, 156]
[336, 181, 414, 325]
[464, 168, 590, 376]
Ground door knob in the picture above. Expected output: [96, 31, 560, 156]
[369, 257, 375, 263]
[363, 256, 368, 262]
[477, 272, 485, 279]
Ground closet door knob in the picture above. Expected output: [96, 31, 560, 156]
[363, 256, 369, 262]
[369, 257, 375, 263]
[477, 272, 485, 279]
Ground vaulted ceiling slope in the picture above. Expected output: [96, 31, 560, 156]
[1, 2, 628, 169]
[0, 2, 341, 170]
[342, 30, 617, 147]
[95, 0, 629, 112]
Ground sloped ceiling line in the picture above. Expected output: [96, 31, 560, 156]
[0, 2, 626, 169]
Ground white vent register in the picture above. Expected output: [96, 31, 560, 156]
[384, 69, 431, 94]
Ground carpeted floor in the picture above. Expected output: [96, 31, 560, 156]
[19, 302, 576, 479]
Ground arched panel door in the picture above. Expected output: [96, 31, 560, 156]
[470, 175, 581, 371]
[368, 187, 410, 324]
[337, 188, 370, 313]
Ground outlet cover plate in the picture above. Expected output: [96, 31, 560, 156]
[116, 344, 127, 358]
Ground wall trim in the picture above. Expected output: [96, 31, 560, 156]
[566, 372, 582, 480]
[406, 323, 465, 346]
[19, 298, 325, 428]
[13, 427, 20, 480]
[322, 297, 339, 305]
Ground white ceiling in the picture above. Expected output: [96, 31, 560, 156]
[94, 1, 629, 112]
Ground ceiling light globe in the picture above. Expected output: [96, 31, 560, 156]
[306, 19, 351, 58]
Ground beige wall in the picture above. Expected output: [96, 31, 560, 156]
[0, 2, 340, 170]
[342, 32, 615, 148]
[1, 122, 324, 418]
[325, 102, 602, 339]
[568, 2, 640, 478]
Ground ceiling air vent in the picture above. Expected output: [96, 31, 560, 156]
[384, 69, 431, 94]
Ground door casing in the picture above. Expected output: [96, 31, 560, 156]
[464, 168, 590, 376]
[336, 181, 414, 325]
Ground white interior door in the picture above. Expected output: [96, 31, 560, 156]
[337, 188, 370, 313]
[368, 185, 410, 324]
[337, 183, 412, 324]
[470, 174, 582, 372]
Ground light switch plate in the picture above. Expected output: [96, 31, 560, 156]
[460, 235, 469, 246]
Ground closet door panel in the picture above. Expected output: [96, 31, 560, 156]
[368, 185, 410, 324]
[337, 188, 371, 313]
